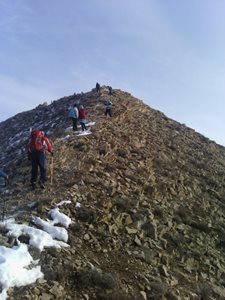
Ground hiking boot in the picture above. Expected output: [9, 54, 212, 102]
[31, 182, 37, 190]
[39, 182, 45, 189]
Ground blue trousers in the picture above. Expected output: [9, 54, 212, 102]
[31, 151, 46, 184]
[105, 108, 112, 117]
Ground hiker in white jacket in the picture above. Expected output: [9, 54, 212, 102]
[68, 104, 79, 131]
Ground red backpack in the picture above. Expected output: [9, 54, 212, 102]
[30, 130, 44, 152]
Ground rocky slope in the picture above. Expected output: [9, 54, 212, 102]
[1, 86, 225, 299]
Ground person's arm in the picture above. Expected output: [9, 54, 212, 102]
[43, 137, 53, 153]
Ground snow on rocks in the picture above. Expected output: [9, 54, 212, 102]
[49, 207, 72, 228]
[65, 121, 95, 137]
[76, 130, 92, 137]
[0, 202, 71, 300]
[63, 134, 71, 140]
[75, 202, 81, 208]
[27, 201, 38, 209]
[86, 121, 95, 127]
[32, 216, 68, 243]
[65, 126, 72, 132]
[3, 220, 69, 251]
[0, 243, 43, 300]
[57, 200, 72, 207]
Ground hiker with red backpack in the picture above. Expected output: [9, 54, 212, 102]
[27, 130, 53, 189]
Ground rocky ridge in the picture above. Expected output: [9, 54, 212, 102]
[1, 86, 225, 299]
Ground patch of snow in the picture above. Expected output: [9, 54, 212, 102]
[0, 203, 73, 299]
[49, 208, 72, 228]
[32, 216, 68, 242]
[77, 131, 92, 137]
[63, 135, 71, 140]
[57, 200, 72, 207]
[4, 221, 69, 251]
[50, 122, 57, 128]
[0, 242, 43, 300]
[27, 201, 38, 209]
[86, 121, 95, 127]
[9, 138, 23, 148]
[65, 126, 72, 132]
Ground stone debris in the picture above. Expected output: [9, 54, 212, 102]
[1, 86, 225, 299]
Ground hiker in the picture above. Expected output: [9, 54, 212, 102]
[27, 130, 53, 189]
[96, 82, 100, 94]
[105, 100, 112, 117]
[108, 86, 113, 95]
[79, 105, 87, 131]
[68, 104, 79, 131]
[0, 169, 9, 186]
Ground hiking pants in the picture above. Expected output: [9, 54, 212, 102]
[71, 117, 78, 131]
[80, 119, 87, 131]
[31, 151, 47, 184]
[105, 108, 112, 117]
[81, 122, 87, 131]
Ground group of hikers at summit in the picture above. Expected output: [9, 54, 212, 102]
[0, 84, 113, 190]
[68, 85, 113, 131]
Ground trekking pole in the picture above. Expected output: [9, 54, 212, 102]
[1, 197, 6, 222]
[50, 155, 54, 185]
[2, 197, 6, 221]
[0, 197, 2, 221]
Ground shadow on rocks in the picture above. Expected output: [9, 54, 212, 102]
[74, 268, 116, 290]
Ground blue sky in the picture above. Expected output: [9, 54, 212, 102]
[0, 0, 225, 145]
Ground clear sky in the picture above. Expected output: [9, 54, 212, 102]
[0, 0, 225, 145]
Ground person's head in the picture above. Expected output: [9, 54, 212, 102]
[74, 104, 77, 107]
[80, 105, 84, 109]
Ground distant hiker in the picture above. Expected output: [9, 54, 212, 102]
[105, 100, 112, 117]
[79, 105, 87, 131]
[108, 86, 113, 95]
[76, 98, 81, 106]
[68, 104, 79, 131]
[96, 82, 100, 94]
[0, 169, 9, 186]
[27, 130, 53, 189]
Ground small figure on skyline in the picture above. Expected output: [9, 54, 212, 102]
[96, 82, 100, 94]
[108, 86, 113, 95]
[79, 105, 87, 131]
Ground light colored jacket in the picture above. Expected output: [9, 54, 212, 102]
[105, 101, 112, 110]
[68, 107, 78, 118]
